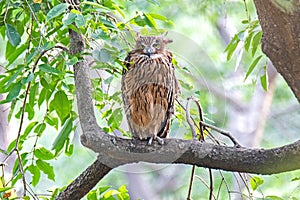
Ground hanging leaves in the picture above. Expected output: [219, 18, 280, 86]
[5, 23, 21, 47]
[46, 3, 69, 21]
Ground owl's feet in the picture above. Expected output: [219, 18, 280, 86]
[147, 136, 165, 145]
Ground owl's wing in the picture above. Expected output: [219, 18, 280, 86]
[156, 51, 179, 138]
[156, 87, 175, 138]
[122, 51, 135, 75]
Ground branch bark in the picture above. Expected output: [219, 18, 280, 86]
[55, 159, 111, 200]
[81, 132, 300, 175]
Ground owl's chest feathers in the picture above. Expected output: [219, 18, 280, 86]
[129, 54, 173, 84]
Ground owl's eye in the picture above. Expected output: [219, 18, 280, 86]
[139, 43, 146, 49]
[152, 43, 160, 48]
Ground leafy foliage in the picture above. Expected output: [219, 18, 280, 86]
[224, 17, 268, 91]
[0, 0, 175, 198]
[87, 185, 130, 200]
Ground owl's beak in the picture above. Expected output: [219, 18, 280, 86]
[143, 47, 154, 57]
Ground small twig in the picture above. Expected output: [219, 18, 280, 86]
[200, 121, 241, 147]
[208, 169, 213, 200]
[216, 176, 224, 200]
[186, 96, 210, 199]
[15, 149, 27, 196]
[186, 97, 197, 139]
[177, 99, 219, 144]
[186, 165, 196, 200]
[177, 97, 241, 147]
[218, 171, 232, 200]
[194, 175, 217, 200]
[3, 0, 11, 22]
[190, 96, 205, 140]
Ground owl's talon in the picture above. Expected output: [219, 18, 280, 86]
[147, 137, 153, 145]
[147, 137, 164, 145]
[156, 137, 165, 145]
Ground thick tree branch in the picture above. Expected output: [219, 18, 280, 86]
[56, 28, 112, 200]
[254, 0, 300, 102]
[55, 159, 111, 200]
[81, 132, 300, 175]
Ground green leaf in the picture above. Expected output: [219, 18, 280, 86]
[87, 190, 97, 200]
[0, 187, 14, 193]
[260, 65, 268, 91]
[63, 13, 76, 26]
[34, 147, 55, 160]
[104, 76, 114, 84]
[13, 153, 28, 175]
[6, 121, 38, 152]
[6, 82, 22, 102]
[3, 64, 25, 88]
[291, 177, 300, 181]
[21, 72, 34, 84]
[5, 23, 21, 46]
[118, 184, 128, 193]
[75, 14, 85, 27]
[52, 118, 73, 155]
[93, 49, 112, 63]
[99, 186, 111, 194]
[34, 123, 46, 136]
[224, 35, 240, 61]
[112, 4, 125, 18]
[108, 108, 122, 128]
[38, 87, 47, 107]
[133, 15, 147, 27]
[64, 138, 74, 156]
[244, 31, 254, 52]
[36, 159, 55, 181]
[144, 13, 157, 28]
[24, 121, 39, 137]
[39, 64, 61, 74]
[50, 91, 71, 123]
[250, 176, 264, 191]
[102, 108, 112, 118]
[47, 3, 68, 21]
[179, 80, 193, 90]
[80, 1, 111, 11]
[227, 42, 239, 61]
[29, 82, 38, 107]
[252, 31, 262, 56]
[149, 13, 166, 21]
[66, 56, 78, 65]
[104, 189, 120, 198]
[25, 103, 35, 120]
[244, 55, 263, 81]
[8, 100, 16, 122]
[27, 165, 41, 187]
[6, 44, 27, 67]
[265, 196, 284, 200]
[45, 114, 59, 129]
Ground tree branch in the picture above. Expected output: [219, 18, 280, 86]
[55, 159, 112, 200]
[81, 131, 300, 175]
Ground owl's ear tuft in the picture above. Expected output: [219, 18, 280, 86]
[161, 32, 172, 44]
[134, 33, 141, 42]
[161, 31, 168, 37]
[164, 39, 173, 44]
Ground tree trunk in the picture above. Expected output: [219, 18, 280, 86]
[254, 0, 300, 102]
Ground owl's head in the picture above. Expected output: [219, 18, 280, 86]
[134, 34, 172, 57]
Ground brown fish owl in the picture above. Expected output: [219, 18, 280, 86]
[121, 34, 180, 145]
